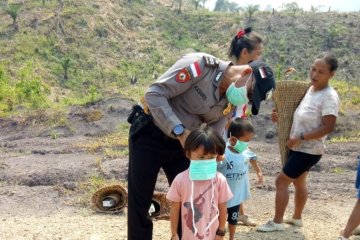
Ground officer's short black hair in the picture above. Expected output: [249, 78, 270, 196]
[184, 126, 226, 156]
[227, 118, 254, 139]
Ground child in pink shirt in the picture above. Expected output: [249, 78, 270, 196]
[167, 127, 233, 240]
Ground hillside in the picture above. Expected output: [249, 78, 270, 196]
[0, 0, 359, 114]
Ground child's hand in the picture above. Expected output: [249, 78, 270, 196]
[256, 171, 264, 184]
[271, 109, 278, 122]
[229, 136, 237, 146]
[171, 235, 179, 240]
[216, 154, 225, 162]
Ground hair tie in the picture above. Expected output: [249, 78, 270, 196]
[236, 27, 252, 39]
[236, 29, 246, 39]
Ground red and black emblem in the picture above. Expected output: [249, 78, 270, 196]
[175, 68, 191, 83]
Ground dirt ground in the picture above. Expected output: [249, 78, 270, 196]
[0, 97, 359, 240]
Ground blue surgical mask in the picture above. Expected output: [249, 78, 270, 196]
[226, 83, 248, 106]
[189, 158, 217, 181]
[233, 140, 249, 153]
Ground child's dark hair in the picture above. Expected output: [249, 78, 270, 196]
[317, 52, 338, 72]
[184, 126, 226, 156]
[228, 27, 263, 61]
[227, 118, 254, 138]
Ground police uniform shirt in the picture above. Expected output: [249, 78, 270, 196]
[145, 52, 233, 137]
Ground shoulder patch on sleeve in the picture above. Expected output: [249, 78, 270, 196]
[189, 61, 202, 78]
[203, 56, 220, 68]
[175, 68, 191, 83]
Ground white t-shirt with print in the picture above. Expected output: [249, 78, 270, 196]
[290, 86, 339, 155]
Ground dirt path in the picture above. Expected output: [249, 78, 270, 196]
[0, 97, 359, 239]
[0, 135, 359, 239]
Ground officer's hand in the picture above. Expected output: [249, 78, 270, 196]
[177, 129, 191, 148]
[271, 109, 279, 122]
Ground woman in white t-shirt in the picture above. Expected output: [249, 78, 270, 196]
[257, 52, 340, 232]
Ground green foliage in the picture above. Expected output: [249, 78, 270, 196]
[324, 24, 346, 49]
[60, 56, 72, 82]
[214, 0, 239, 12]
[0, 64, 15, 113]
[330, 79, 360, 110]
[281, 2, 303, 15]
[15, 63, 50, 109]
[87, 85, 101, 104]
[243, 4, 260, 24]
[0, 0, 359, 119]
[5, 3, 21, 24]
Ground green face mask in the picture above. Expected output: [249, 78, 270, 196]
[226, 83, 248, 106]
[233, 139, 249, 153]
[189, 159, 217, 181]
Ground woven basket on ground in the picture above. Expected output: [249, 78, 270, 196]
[150, 191, 171, 221]
[91, 184, 127, 213]
[272, 81, 310, 166]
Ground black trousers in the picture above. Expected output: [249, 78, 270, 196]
[127, 120, 190, 240]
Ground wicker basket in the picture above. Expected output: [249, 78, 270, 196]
[91, 184, 128, 213]
[150, 191, 172, 221]
[272, 81, 310, 166]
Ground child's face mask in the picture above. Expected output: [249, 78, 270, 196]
[226, 83, 248, 106]
[225, 73, 252, 106]
[233, 139, 249, 153]
[189, 158, 217, 181]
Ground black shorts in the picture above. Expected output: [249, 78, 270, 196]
[283, 150, 322, 179]
[227, 204, 240, 225]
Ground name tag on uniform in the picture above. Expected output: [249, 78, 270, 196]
[203, 56, 219, 67]
[214, 71, 223, 83]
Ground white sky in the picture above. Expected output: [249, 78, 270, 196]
[205, 0, 360, 12]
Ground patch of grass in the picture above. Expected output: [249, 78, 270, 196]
[331, 79, 360, 111]
[79, 122, 130, 159]
[83, 109, 103, 122]
[331, 167, 345, 174]
[330, 135, 360, 143]
[50, 130, 58, 139]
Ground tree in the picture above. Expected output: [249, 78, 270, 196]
[200, 0, 207, 8]
[61, 57, 72, 82]
[192, 0, 201, 10]
[243, 4, 260, 24]
[5, 3, 21, 31]
[227, 2, 240, 12]
[213, 0, 238, 12]
[310, 5, 325, 13]
[214, 0, 226, 11]
[171, 0, 182, 13]
[281, 2, 302, 14]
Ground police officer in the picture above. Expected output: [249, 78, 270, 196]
[127, 52, 275, 240]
